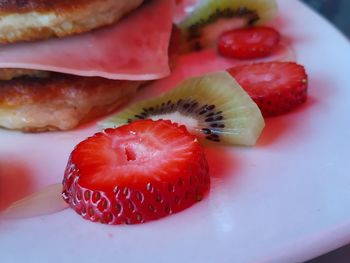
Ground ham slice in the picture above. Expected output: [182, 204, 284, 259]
[0, 0, 174, 81]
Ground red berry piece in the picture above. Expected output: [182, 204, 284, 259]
[218, 26, 281, 59]
[62, 119, 210, 225]
[168, 24, 182, 58]
[228, 62, 308, 116]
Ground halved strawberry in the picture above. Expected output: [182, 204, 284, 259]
[228, 62, 308, 117]
[218, 26, 280, 59]
[62, 119, 209, 225]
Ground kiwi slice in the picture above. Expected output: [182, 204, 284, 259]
[179, 0, 278, 51]
[100, 71, 264, 146]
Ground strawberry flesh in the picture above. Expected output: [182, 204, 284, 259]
[62, 119, 210, 224]
[228, 62, 308, 116]
[218, 26, 281, 59]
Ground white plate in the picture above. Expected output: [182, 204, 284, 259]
[1, 1, 350, 262]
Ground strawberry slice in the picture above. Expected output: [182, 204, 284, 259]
[62, 119, 210, 225]
[228, 62, 308, 117]
[218, 26, 280, 59]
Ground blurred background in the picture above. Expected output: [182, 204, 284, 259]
[301, 0, 349, 38]
[300, 1, 349, 262]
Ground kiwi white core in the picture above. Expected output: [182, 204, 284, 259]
[150, 112, 198, 132]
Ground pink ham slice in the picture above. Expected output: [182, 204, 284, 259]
[0, 0, 174, 81]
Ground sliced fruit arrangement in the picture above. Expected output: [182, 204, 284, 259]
[100, 71, 265, 146]
[218, 26, 281, 59]
[2, 0, 311, 227]
[178, 0, 278, 50]
[228, 62, 308, 117]
[62, 119, 210, 225]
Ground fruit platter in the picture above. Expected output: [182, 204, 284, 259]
[1, 0, 350, 262]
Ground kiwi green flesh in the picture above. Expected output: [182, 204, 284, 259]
[179, 0, 278, 50]
[100, 71, 265, 146]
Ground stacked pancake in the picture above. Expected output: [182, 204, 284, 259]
[0, 0, 173, 132]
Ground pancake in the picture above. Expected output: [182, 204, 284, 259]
[0, 0, 144, 43]
[0, 0, 172, 133]
[0, 68, 49, 80]
[0, 73, 142, 132]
